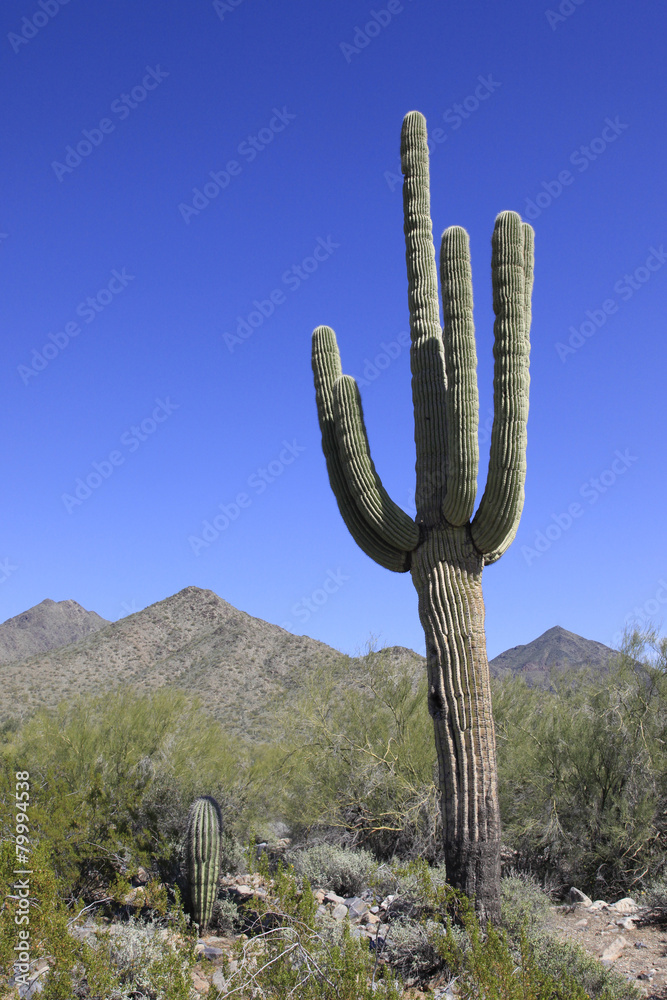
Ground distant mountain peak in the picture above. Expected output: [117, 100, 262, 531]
[0, 598, 109, 665]
[489, 625, 617, 685]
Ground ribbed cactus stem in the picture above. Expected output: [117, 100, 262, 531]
[310, 110, 534, 923]
[185, 796, 222, 930]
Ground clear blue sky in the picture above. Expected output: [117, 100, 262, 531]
[2, 0, 666, 659]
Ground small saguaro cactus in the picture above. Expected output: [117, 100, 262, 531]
[185, 795, 222, 930]
[311, 111, 534, 923]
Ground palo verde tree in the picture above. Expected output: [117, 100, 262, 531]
[311, 111, 534, 922]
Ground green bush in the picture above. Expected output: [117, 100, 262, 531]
[288, 843, 379, 896]
[0, 686, 251, 901]
[267, 647, 442, 862]
[0, 838, 197, 999]
[494, 629, 667, 897]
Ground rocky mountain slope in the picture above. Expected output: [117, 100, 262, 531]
[488, 625, 618, 686]
[0, 588, 362, 733]
[0, 590, 618, 732]
[0, 598, 108, 665]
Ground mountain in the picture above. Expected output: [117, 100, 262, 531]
[0, 598, 108, 665]
[488, 625, 618, 687]
[0, 590, 620, 733]
[0, 587, 359, 733]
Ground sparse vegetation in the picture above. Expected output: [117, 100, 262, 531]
[0, 630, 663, 996]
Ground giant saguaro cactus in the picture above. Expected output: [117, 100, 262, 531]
[311, 111, 533, 923]
[185, 795, 222, 930]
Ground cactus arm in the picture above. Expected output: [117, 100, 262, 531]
[439, 226, 479, 526]
[312, 325, 413, 572]
[333, 375, 420, 551]
[401, 111, 448, 526]
[471, 212, 533, 563]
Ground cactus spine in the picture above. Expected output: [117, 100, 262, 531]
[311, 111, 534, 923]
[185, 796, 222, 930]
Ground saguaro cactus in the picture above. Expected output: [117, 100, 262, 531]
[311, 111, 533, 922]
[185, 795, 222, 929]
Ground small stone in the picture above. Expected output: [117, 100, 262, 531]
[362, 911, 381, 926]
[635, 941, 648, 949]
[122, 887, 145, 906]
[616, 917, 637, 930]
[600, 936, 628, 965]
[202, 945, 225, 961]
[610, 898, 638, 914]
[232, 885, 255, 900]
[370, 905, 379, 914]
[324, 891, 345, 905]
[589, 900, 609, 911]
[211, 970, 227, 991]
[574, 918, 588, 928]
[568, 887, 593, 906]
[313, 889, 326, 903]
[191, 969, 210, 994]
[637, 970, 655, 981]
[345, 896, 369, 919]
[331, 903, 348, 921]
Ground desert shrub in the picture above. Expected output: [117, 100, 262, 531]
[221, 856, 403, 999]
[266, 647, 442, 862]
[0, 686, 252, 900]
[211, 895, 242, 934]
[494, 628, 667, 898]
[500, 872, 554, 938]
[0, 837, 197, 1000]
[288, 843, 378, 896]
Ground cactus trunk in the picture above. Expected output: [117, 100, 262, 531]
[411, 526, 501, 921]
[185, 796, 222, 930]
[311, 110, 533, 923]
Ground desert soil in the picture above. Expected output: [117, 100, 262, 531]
[541, 902, 667, 998]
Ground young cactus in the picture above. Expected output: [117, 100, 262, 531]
[311, 111, 534, 923]
[185, 795, 222, 930]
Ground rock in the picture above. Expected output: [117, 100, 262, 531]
[609, 897, 638, 914]
[233, 885, 255, 899]
[600, 936, 628, 965]
[637, 970, 655, 981]
[191, 969, 210, 994]
[122, 887, 145, 906]
[380, 895, 395, 909]
[616, 917, 637, 930]
[331, 903, 348, 921]
[313, 889, 326, 904]
[211, 969, 227, 991]
[202, 945, 225, 961]
[589, 900, 609, 911]
[362, 911, 381, 926]
[344, 896, 368, 919]
[134, 866, 149, 884]
[574, 918, 588, 928]
[324, 891, 345, 905]
[568, 887, 593, 906]
[635, 941, 648, 949]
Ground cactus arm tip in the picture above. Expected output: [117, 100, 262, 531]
[440, 225, 479, 525]
[471, 211, 532, 560]
[312, 326, 414, 572]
